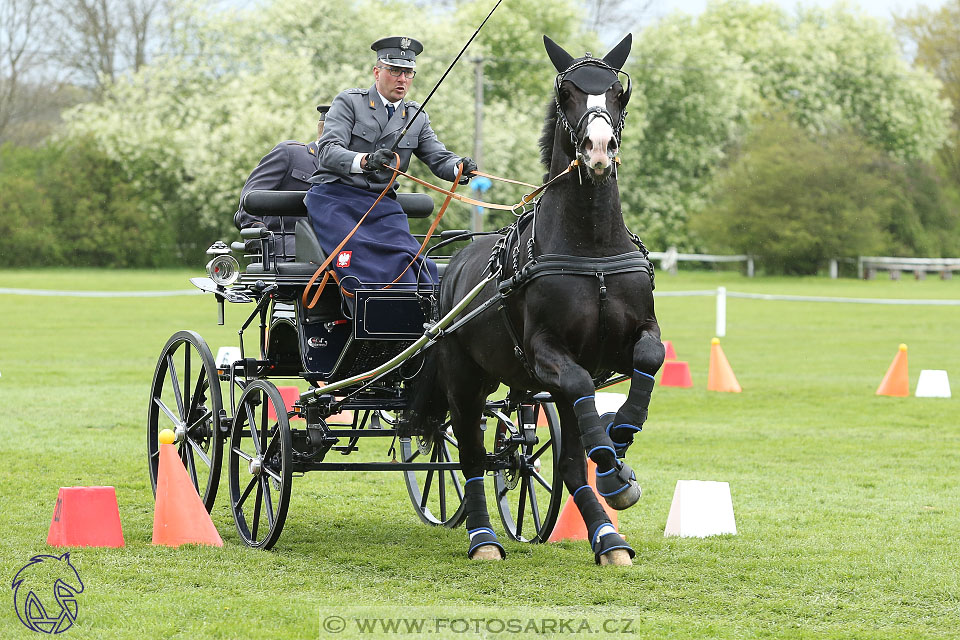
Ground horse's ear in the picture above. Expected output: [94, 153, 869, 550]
[544, 35, 574, 73]
[602, 33, 632, 70]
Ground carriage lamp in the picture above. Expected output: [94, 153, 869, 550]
[205, 241, 240, 286]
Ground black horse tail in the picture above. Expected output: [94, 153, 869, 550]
[400, 348, 448, 438]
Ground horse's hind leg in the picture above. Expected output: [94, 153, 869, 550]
[556, 402, 633, 566]
[439, 352, 504, 561]
[607, 329, 665, 458]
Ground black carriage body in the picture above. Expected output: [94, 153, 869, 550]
[152, 189, 566, 550]
[235, 190, 435, 383]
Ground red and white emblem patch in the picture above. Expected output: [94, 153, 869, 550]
[336, 251, 352, 268]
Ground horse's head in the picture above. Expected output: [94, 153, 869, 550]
[544, 34, 632, 183]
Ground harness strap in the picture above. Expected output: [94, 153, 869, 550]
[495, 252, 653, 373]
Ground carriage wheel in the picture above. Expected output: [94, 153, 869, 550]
[400, 417, 466, 528]
[228, 380, 292, 550]
[493, 401, 563, 542]
[147, 330, 223, 511]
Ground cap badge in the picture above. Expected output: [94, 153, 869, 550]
[400, 37, 411, 50]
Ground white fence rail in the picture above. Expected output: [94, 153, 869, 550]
[657, 287, 960, 337]
[858, 256, 960, 280]
[648, 248, 754, 277]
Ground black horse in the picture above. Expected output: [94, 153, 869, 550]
[411, 34, 664, 565]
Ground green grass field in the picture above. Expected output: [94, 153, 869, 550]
[1, 269, 959, 639]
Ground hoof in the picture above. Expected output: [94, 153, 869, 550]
[596, 462, 642, 510]
[470, 545, 503, 561]
[599, 549, 633, 566]
[602, 479, 642, 510]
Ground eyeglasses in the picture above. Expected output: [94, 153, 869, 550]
[378, 65, 416, 79]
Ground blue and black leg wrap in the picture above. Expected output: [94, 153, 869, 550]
[463, 476, 505, 559]
[574, 396, 617, 466]
[607, 370, 655, 457]
[572, 485, 635, 564]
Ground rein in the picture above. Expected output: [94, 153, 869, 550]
[301, 156, 580, 309]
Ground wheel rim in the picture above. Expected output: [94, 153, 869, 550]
[494, 402, 563, 542]
[147, 330, 223, 511]
[228, 380, 292, 550]
[401, 420, 466, 528]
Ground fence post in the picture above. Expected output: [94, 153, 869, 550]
[829, 259, 838, 279]
[716, 286, 727, 337]
[747, 257, 754, 278]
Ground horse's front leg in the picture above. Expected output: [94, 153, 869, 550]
[530, 339, 638, 564]
[607, 327, 665, 458]
[555, 402, 634, 566]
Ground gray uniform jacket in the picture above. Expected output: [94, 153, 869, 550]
[312, 84, 462, 194]
[235, 140, 319, 258]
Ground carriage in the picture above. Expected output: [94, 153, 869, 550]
[146, 189, 567, 550]
[147, 33, 662, 564]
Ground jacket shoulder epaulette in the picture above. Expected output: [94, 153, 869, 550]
[345, 87, 367, 95]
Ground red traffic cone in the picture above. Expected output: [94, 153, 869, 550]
[876, 344, 909, 397]
[152, 444, 223, 547]
[47, 487, 125, 548]
[707, 338, 742, 393]
[662, 340, 678, 361]
[548, 459, 618, 542]
[659, 360, 693, 388]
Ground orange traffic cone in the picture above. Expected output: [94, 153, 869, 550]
[876, 344, 909, 397]
[47, 486, 125, 548]
[660, 361, 693, 388]
[274, 385, 354, 423]
[548, 459, 618, 542]
[152, 444, 223, 547]
[707, 338, 742, 393]
[662, 340, 678, 361]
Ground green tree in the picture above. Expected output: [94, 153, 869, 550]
[691, 112, 894, 275]
[896, 1, 960, 189]
[618, 0, 950, 251]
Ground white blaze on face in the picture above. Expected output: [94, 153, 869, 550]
[584, 93, 615, 172]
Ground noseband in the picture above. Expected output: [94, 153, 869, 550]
[554, 57, 631, 151]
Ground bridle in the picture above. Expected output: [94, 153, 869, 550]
[554, 57, 631, 152]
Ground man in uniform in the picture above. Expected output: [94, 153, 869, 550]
[235, 106, 329, 259]
[306, 36, 476, 290]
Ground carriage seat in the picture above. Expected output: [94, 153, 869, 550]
[241, 190, 439, 277]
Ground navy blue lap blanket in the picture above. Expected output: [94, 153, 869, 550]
[305, 183, 438, 293]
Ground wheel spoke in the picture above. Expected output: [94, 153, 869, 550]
[187, 436, 212, 467]
[259, 398, 270, 454]
[438, 440, 464, 500]
[438, 461, 447, 521]
[404, 447, 421, 463]
[420, 470, 435, 510]
[233, 446, 254, 463]
[154, 398, 182, 428]
[531, 469, 552, 492]
[186, 371, 208, 426]
[526, 478, 542, 532]
[166, 354, 184, 419]
[237, 476, 257, 509]
[261, 477, 275, 527]
[252, 482, 263, 541]
[186, 408, 213, 432]
[262, 463, 283, 484]
[246, 402, 262, 456]
[182, 443, 198, 487]
[530, 438, 553, 463]
[515, 476, 527, 539]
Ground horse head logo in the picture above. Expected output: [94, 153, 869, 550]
[11, 552, 84, 634]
